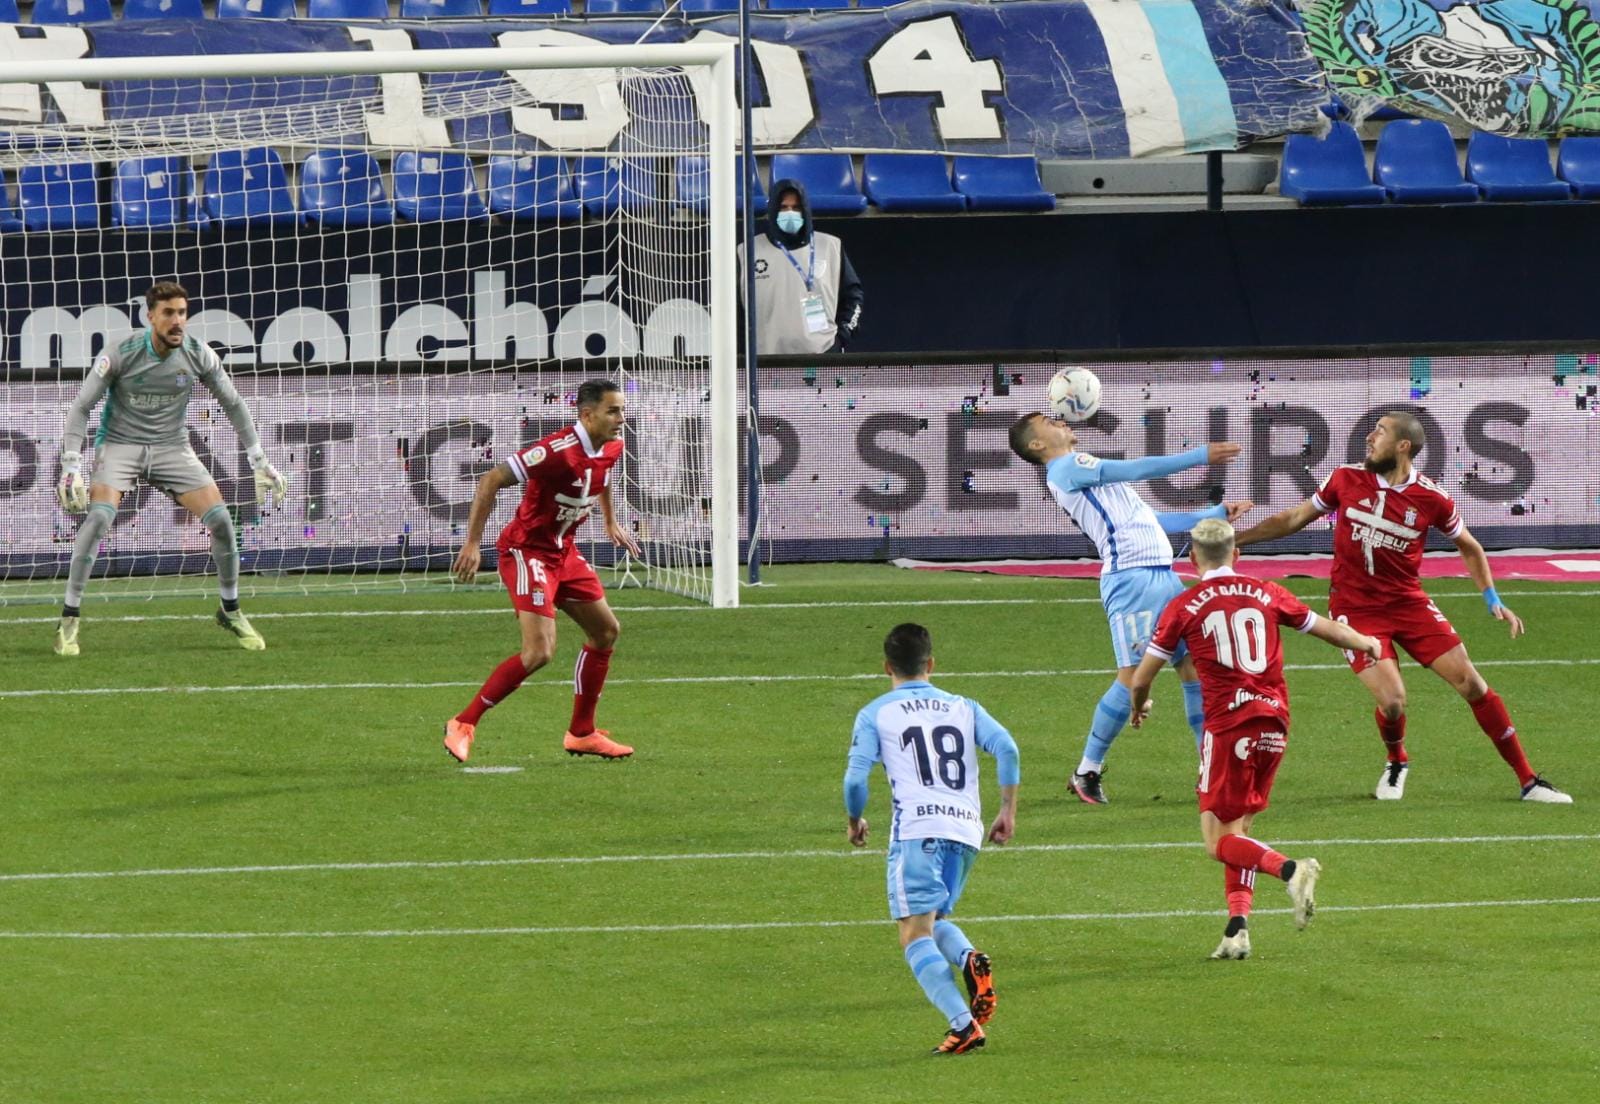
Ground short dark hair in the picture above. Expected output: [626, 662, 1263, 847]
[1008, 413, 1046, 465]
[576, 379, 621, 411]
[1384, 410, 1426, 457]
[884, 622, 933, 678]
[146, 282, 188, 311]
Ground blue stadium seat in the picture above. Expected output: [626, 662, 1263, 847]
[573, 155, 659, 217]
[487, 155, 584, 222]
[769, 152, 866, 215]
[585, 0, 663, 12]
[112, 156, 196, 229]
[299, 150, 396, 227]
[674, 154, 767, 216]
[952, 155, 1055, 212]
[766, 0, 850, 7]
[862, 153, 966, 212]
[1557, 137, 1600, 199]
[216, 0, 298, 16]
[488, 0, 573, 12]
[18, 162, 100, 231]
[1278, 122, 1386, 206]
[203, 148, 299, 227]
[399, 0, 484, 14]
[30, 0, 113, 22]
[307, 0, 389, 15]
[122, 0, 205, 18]
[680, 0, 740, 10]
[1466, 132, 1571, 202]
[0, 0, 18, 21]
[392, 151, 488, 221]
[1373, 120, 1478, 204]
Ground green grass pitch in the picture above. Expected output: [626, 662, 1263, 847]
[2, 564, 1597, 1102]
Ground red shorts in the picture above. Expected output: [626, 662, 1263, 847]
[1197, 724, 1287, 822]
[497, 547, 605, 619]
[1331, 598, 1462, 673]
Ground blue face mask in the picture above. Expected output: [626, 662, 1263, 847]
[775, 210, 805, 235]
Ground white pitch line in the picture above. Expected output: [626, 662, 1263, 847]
[1, 896, 1596, 941]
[0, 587, 1595, 625]
[4, 655, 1598, 700]
[3, 832, 1595, 884]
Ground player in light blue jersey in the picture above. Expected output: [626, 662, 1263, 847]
[844, 623, 1020, 1055]
[1008, 412, 1251, 803]
[53, 282, 289, 656]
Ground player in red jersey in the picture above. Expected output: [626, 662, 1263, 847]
[1235, 411, 1571, 804]
[441, 380, 643, 764]
[1131, 519, 1382, 959]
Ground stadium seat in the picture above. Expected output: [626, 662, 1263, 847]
[766, 0, 850, 7]
[680, 0, 740, 10]
[952, 155, 1055, 212]
[307, 0, 389, 15]
[487, 0, 573, 12]
[1557, 136, 1600, 199]
[673, 154, 767, 216]
[216, 0, 298, 17]
[299, 150, 396, 227]
[1373, 120, 1479, 204]
[862, 153, 967, 212]
[1277, 122, 1386, 206]
[1466, 132, 1571, 202]
[0, 0, 17, 21]
[122, 0, 205, 17]
[400, 0, 485, 15]
[392, 151, 489, 221]
[29, 0, 113, 22]
[112, 157, 197, 229]
[585, 0, 664, 13]
[486, 155, 583, 222]
[769, 152, 867, 215]
[18, 162, 101, 231]
[203, 148, 299, 227]
[573, 155, 659, 217]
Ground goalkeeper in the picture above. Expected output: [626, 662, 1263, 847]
[52, 281, 289, 656]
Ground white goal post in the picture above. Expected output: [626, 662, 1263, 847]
[0, 43, 740, 609]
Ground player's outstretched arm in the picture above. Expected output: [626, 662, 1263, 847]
[1127, 653, 1165, 726]
[1308, 616, 1382, 661]
[1234, 498, 1324, 547]
[452, 462, 517, 584]
[1065, 442, 1240, 489]
[599, 485, 642, 558]
[1453, 526, 1524, 639]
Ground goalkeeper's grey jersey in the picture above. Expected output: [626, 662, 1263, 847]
[61, 331, 260, 455]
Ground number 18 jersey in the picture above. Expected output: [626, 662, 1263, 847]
[849, 682, 1009, 849]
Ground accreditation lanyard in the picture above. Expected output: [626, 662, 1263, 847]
[778, 243, 816, 291]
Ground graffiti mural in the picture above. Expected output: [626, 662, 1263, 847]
[1302, 0, 1600, 133]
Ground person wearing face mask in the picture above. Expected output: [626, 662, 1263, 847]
[743, 178, 864, 355]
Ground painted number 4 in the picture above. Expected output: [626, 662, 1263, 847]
[867, 16, 1004, 141]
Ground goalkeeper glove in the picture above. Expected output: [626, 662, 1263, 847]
[246, 445, 288, 509]
[57, 451, 89, 513]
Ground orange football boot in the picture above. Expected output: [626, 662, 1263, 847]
[962, 951, 996, 1025]
[931, 1021, 985, 1056]
[562, 729, 633, 759]
[443, 719, 476, 763]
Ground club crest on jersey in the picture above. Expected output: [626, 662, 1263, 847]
[175, 372, 189, 387]
[1404, 507, 1418, 527]
[532, 591, 545, 607]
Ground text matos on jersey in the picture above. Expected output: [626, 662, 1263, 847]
[1312, 465, 1462, 612]
[849, 682, 1012, 849]
[499, 422, 622, 560]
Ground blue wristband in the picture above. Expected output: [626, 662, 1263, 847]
[1483, 586, 1503, 613]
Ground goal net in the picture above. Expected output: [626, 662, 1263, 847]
[0, 43, 739, 608]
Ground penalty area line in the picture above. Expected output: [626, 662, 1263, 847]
[1, 896, 1596, 940]
[4, 655, 1599, 700]
[3, 832, 1596, 884]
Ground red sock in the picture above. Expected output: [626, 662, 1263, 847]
[457, 655, 530, 726]
[1376, 708, 1408, 763]
[567, 645, 614, 737]
[1215, 834, 1288, 879]
[1470, 689, 1535, 786]
[1225, 864, 1255, 918]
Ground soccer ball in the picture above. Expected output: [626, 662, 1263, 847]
[1047, 368, 1101, 421]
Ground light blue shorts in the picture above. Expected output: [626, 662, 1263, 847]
[886, 837, 977, 920]
[1101, 566, 1189, 669]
